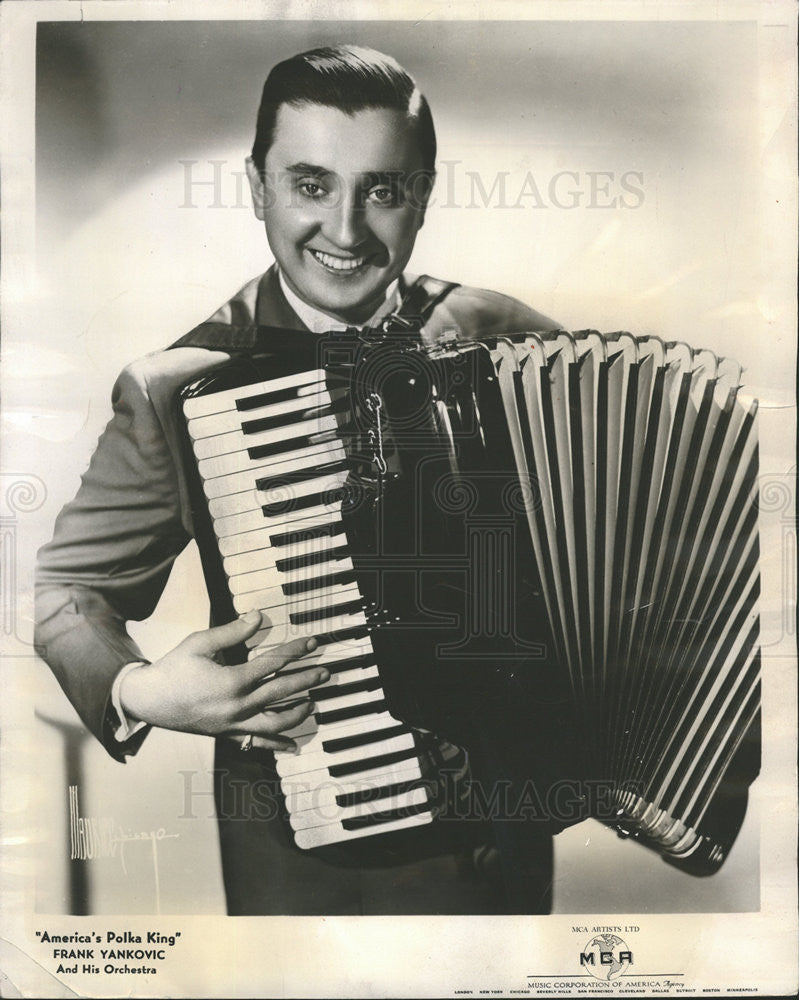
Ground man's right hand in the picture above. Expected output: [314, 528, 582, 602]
[118, 610, 329, 751]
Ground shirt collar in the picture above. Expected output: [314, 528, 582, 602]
[277, 268, 400, 334]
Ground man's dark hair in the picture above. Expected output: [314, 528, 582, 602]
[251, 44, 436, 175]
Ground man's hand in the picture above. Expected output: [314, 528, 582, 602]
[119, 610, 329, 751]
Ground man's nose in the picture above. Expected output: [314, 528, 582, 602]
[323, 192, 368, 249]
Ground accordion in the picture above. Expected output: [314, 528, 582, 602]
[177, 322, 760, 874]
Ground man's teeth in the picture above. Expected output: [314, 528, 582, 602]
[311, 250, 367, 271]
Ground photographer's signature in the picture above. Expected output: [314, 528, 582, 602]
[68, 785, 178, 910]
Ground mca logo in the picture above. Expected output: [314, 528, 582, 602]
[579, 934, 633, 982]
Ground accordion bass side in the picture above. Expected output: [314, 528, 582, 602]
[482, 331, 761, 873]
[177, 326, 760, 873]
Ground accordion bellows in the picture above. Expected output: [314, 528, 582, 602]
[487, 331, 760, 871]
[178, 326, 760, 871]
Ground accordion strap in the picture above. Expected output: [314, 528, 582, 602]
[170, 321, 261, 352]
[384, 274, 460, 331]
[169, 274, 459, 352]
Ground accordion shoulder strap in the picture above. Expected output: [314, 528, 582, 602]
[168, 274, 460, 352]
[389, 274, 460, 328]
[170, 321, 261, 352]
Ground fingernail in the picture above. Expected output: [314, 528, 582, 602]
[306, 637, 318, 651]
[318, 669, 330, 683]
[241, 610, 260, 623]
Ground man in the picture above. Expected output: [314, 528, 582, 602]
[35, 44, 560, 915]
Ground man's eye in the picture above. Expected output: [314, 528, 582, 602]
[368, 185, 401, 206]
[298, 181, 325, 198]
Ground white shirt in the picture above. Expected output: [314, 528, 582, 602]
[278, 269, 400, 333]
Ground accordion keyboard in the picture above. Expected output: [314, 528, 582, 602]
[182, 368, 433, 849]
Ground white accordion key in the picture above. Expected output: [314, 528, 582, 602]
[193, 413, 340, 461]
[203, 442, 346, 500]
[186, 386, 332, 440]
[213, 498, 344, 539]
[275, 726, 413, 778]
[292, 810, 431, 851]
[223, 530, 344, 576]
[279, 686, 385, 733]
[206, 468, 350, 520]
[282, 761, 424, 815]
[232, 572, 357, 611]
[245, 609, 368, 649]
[198, 437, 341, 481]
[210, 464, 350, 516]
[231, 558, 355, 607]
[217, 510, 344, 558]
[233, 582, 361, 624]
[289, 786, 429, 834]
[279, 711, 396, 758]
[182, 369, 326, 419]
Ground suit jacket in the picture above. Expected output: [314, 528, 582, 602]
[35, 267, 559, 761]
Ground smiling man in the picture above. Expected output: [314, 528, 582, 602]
[35, 44, 560, 916]
[249, 102, 430, 323]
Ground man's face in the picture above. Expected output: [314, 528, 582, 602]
[247, 102, 431, 324]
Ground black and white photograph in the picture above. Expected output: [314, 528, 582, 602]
[0, 1, 796, 996]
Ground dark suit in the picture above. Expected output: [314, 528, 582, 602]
[35, 267, 560, 913]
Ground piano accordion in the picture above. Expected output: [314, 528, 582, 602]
[177, 325, 760, 873]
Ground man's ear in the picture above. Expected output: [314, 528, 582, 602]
[245, 156, 267, 221]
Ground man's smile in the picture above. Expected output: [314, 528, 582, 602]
[307, 248, 374, 273]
